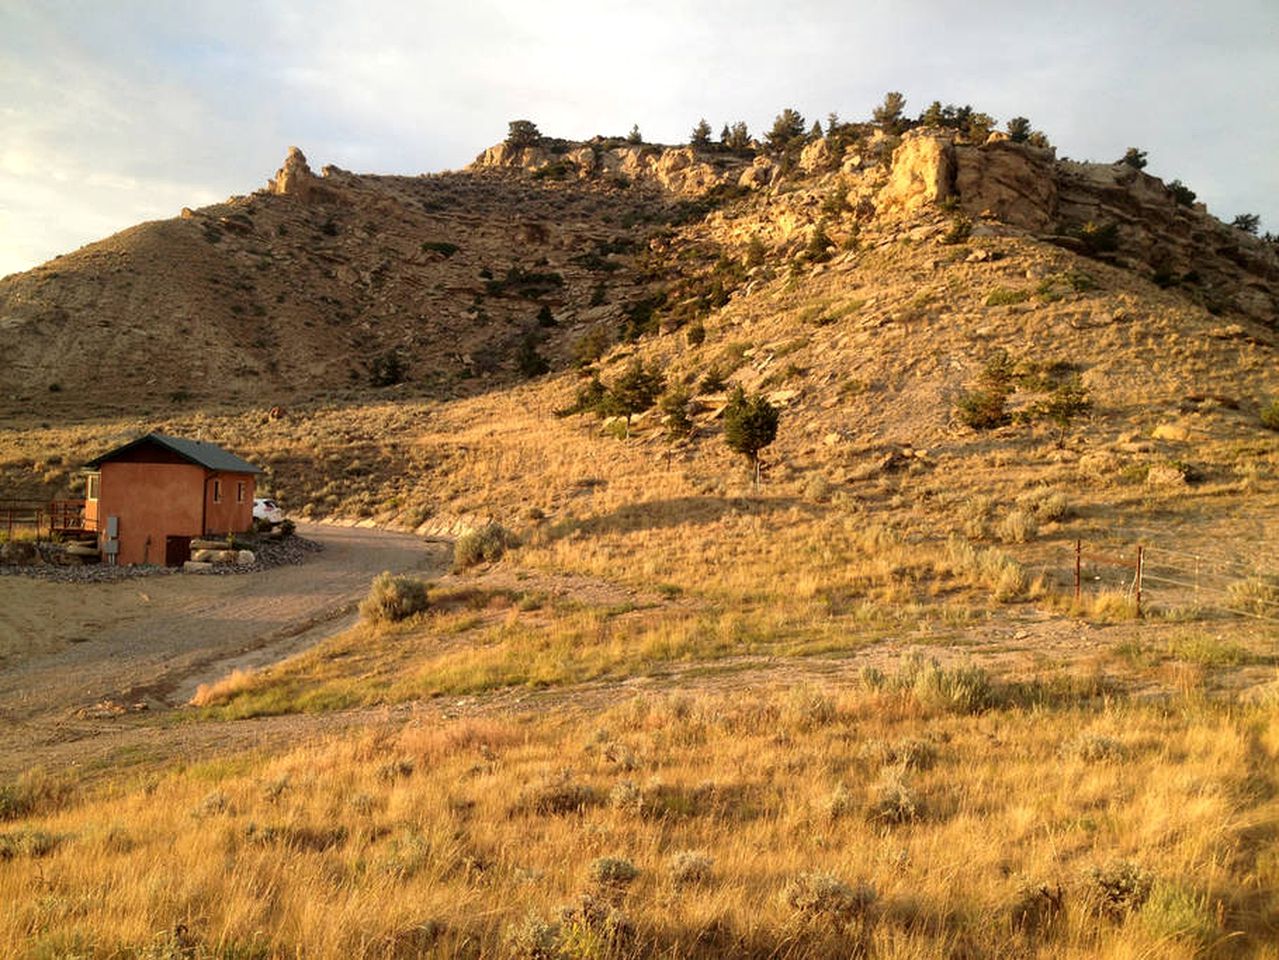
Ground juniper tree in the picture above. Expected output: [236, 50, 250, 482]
[1005, 117, 1032, 142]
[955, 349, 1016, 430]
[726, 121, 751, 151]
[659, 384, 694, 439]
[919, 100, 946, 126]
[690, 118, 713, 146]
[1168, 180, 1197, 206]
[1120, 147, 1148, 170]
[1029, 376, 1091, 446]
[607, 358, 665, 436]
[766, 109, 806, 154]
[1232, 213, 1261, 235]
[627, 124, 642, 145]
[723, 387, 780, 485]
[506, 120, 541, 148]
[872, 91, 906, 129]
[516, 332, 549, 378]
[965, 112, 995, 142]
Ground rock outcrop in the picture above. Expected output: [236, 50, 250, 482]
[470, 139, 746, 196]
[952, 139, 1057, 230]
[268, 146, 317, 199]
[738, 156, 779, 191]
[870, 129, 1276, 322]
[876, 130, 956, 216]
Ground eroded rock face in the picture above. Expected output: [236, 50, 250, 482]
[876, 130, 955, 216]
[470, 141, 733, 196]
[953, 140, 1058, 230]
[739, 156, 778, 191]
[800, 137, 838, 174]
[874, 129, 1278, 322]
[268, 146, 316, 199]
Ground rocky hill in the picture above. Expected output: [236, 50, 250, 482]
[1, 121, 1276, 525]
[0, 147, 679, 417]
[3, 122, 1275, 425]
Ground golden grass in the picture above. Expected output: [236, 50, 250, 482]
[4, 680, 1277, 959]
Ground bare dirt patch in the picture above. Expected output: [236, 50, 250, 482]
[0, 523, 444, 776]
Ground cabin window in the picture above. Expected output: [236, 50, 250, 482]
[212, 479, 222, 503]
[86, 474, 100, 501]
[236, 481, 246, 503]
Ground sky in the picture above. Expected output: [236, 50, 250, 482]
[2, 0, 1277, 278]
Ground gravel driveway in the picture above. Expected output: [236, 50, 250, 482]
[0, 522, 446, 777]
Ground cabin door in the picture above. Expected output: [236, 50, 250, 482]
[165, 536, 192, 567]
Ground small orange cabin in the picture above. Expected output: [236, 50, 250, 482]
[83, 433, 262, 566]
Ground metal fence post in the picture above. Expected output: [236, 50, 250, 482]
[1135, 545, 1145, 618]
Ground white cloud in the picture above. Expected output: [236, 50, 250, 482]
[1, 0, 1277, 275]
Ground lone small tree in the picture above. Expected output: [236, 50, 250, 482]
[627, 124, 643, 145]
[607, 358, 665, 436]
[1232, 213, 1261, 235]
[872, 91, 906, 129]
[506, 120, 541, 148]
[723, 387, 779, 485]
[659, 384, 694, 439]
[765, 109, 807, 154]
[955, 349, 1016, 430]
[516, 332, 550, 378]
[725, 121, 751, 152]
[1005, 116, 1032, 142]
[965, 111, 995, 142]
[1168, 179, 1197, 207]
[1029, 376, 1091, 446]
[690, 118, 713, 147]
[1120, 147, 1148, 170]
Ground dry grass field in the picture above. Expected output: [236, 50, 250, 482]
[4, 669, 1278, 959]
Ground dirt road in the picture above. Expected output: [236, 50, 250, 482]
[0, 523, 446, 776]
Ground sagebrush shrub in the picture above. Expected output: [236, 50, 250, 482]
[513, 775, 597, 816]
[996, 508, 1038, 544]
[668, 850, 714, 887]
[1018, 488, 1069, 522]
[783, 872, 876, 923]
[360, 571, 429, 624]
[893, 653, 996, 714]
[1261, 398, 1279, 432]
[1086, 860, 1153, 919]
[609, 780, 642, 815]
[589, 857, 639, 889]
[507, 914, 561, 960]
[453, 523, 518, 571]
[866, 770, 919, 824]
[1065, 734, 1127, 763]
[1010, 881, 1065, 933]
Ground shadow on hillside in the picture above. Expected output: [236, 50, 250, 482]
[537, 494, 821, 544]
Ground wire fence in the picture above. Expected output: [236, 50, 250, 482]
[1069, 527, 1279, 624]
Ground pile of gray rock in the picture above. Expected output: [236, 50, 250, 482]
[0, 534, 322, 583]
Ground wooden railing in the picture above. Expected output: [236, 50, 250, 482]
[0, 499, 92, 539]
[50, 499, 92, 534]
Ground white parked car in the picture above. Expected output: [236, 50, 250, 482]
[253, 497, 285, 526]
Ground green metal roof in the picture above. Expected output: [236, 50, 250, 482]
[86, 432, 263, 474]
